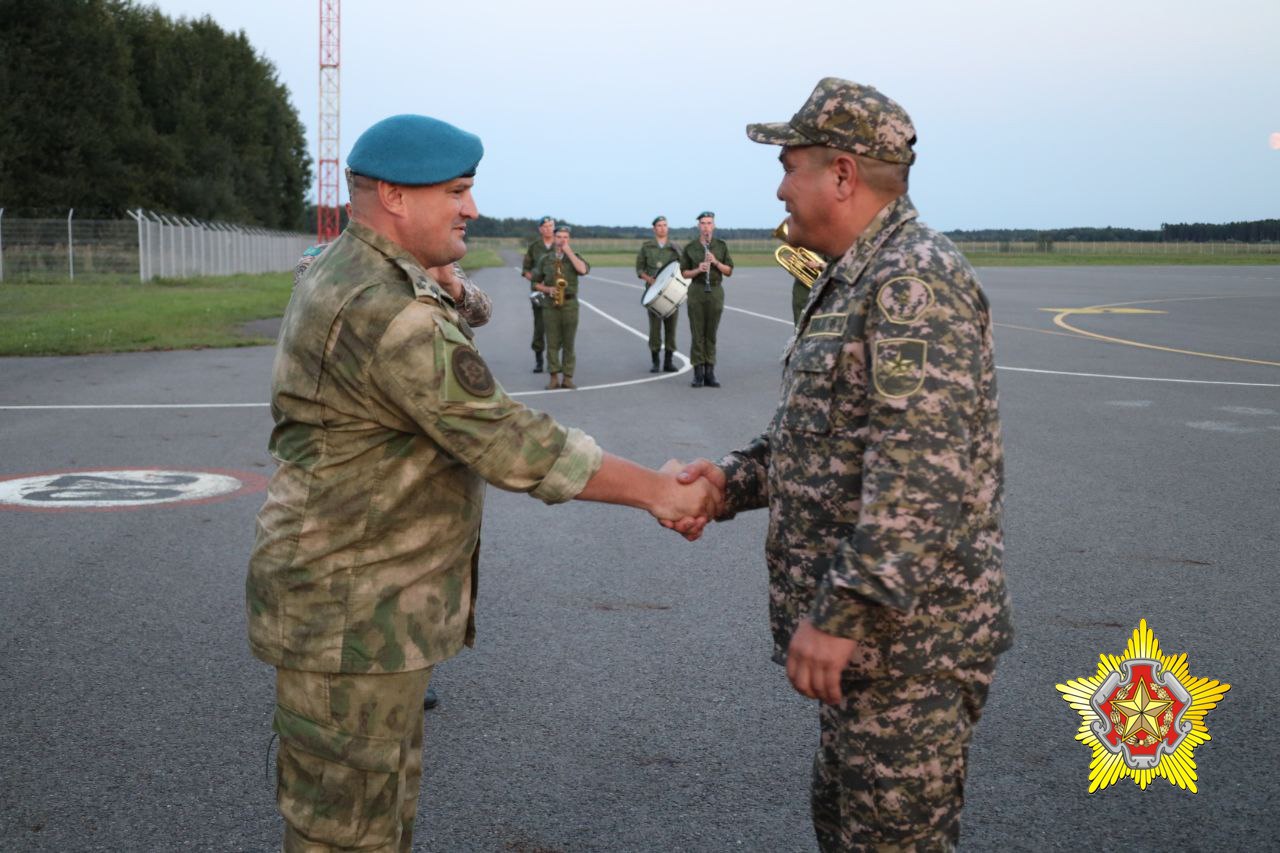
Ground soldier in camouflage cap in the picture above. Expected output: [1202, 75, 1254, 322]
[671, 79, 1012, 851]
[249, 114, 718, 852]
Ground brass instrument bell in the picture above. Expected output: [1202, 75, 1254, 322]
[773, 221, 826, 289]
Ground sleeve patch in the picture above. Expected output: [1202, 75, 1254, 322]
[875, 276, 934, 325]
[451, 348, 496, 398]
[872, 338, 927, 398]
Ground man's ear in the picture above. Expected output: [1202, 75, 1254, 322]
[831, 153, 858, 202]
[378, 181, 407, 217]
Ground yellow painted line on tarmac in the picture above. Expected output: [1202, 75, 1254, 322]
[1045, 295, 1280, 368]
[994, 323, 1081, 339]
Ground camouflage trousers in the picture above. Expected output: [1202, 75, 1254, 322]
[273, 666, 433, 852]
[811, 662, 996, 853]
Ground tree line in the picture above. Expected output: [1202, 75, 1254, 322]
[948, 221, 1280, 244]
[0, 0, 311, 230]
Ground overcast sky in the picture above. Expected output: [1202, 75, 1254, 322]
[145, 0, 1279, 230]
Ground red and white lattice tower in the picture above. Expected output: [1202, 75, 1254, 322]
[316, 0, 341, 243]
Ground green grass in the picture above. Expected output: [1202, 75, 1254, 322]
[0, 248, 507, 357]
[964, 252, 1280, 266]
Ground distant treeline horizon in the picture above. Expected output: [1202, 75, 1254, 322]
[458, 216, 1280, 244]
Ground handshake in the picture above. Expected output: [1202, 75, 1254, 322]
[649, 458, 726, 542]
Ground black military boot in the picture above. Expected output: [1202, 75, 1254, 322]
[650, 351, 660, 373]
[704, 364, 721, 388]
[690, 364, 705, 388]
[533, 351, 544, 373]
[663, 351, 677, 372]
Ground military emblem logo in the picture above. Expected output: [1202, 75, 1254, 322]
[875, 276, 934, 325]
[1056, 619, 1229, 792]
[872, 338, 926, 398]
[452, 348, 495, 397]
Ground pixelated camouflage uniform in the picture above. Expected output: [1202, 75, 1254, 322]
[522, 237, 554, 354]
[249, 221, 602, 850]
[717, 194, 1012, 852]
[680, 236, 734, 366]
[635, 238, 682, 354]
[531, 249, 591, 378]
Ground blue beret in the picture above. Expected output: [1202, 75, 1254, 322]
[347, 114, 483, 185]
[697, 210, 715, 220]
[539, 216, 555, 225]
[652, 216, 666, 225]
[554, 225, 571, 234]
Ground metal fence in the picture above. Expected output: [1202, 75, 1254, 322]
[0, 208, 314, 282]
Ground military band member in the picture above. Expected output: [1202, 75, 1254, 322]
[680, 211, 733, 387]
[635, 215, 682, 373]
[673, 79, 1013, 851]
[521, 216, 556, 373]
[248, 114, 715, 852]
[530, 224, 590, 390]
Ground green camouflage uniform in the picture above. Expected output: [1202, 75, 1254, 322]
[522, 238, 554, 355]
[635, 238, 681, 354]
[717, 194, 1012, 852]
[680, 237, 734, 366]
[531, 250, 591, 378]
[249, 221, 602, 851]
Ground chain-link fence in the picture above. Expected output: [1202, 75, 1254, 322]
[0, 208, 314, 282]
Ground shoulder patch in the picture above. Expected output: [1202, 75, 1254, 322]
[872, 338, 927, 399]
[451, 348, 495, 397]
[875, 276, 934, 325]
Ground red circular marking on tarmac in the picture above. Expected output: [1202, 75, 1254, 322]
[0, 467, 269, 513]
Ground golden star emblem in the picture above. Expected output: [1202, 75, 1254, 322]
[1111, 679, 1172, 741]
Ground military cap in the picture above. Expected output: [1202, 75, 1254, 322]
[746, 77, 916, 165]
[539, 216, 555, 225]
[652, 215, 667, 226]
[347, 114, 484, 185]
[697, 211, 715, 220]
[554, 224, 571, 234]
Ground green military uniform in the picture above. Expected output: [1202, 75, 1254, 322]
[718, 194, 1012, 852]
[635, 238, 681, 362]
[791, 276, 809, 326]
[531, 249, 590, 379]
[680, 236, 734, 367]
[522, 237, 554, 358]
[249, 221, 602, 851]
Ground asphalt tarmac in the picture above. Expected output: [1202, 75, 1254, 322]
[1, 259, 1277, 851]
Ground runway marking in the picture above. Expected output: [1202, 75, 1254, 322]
[6, 284, 1279, 411]
[993, 322, 1081, 339]
[1047, 295, 1280, 368]
[0, 467, 268, 512]
[585, 273, 794, 326]
[1040, 307, 1166, 315]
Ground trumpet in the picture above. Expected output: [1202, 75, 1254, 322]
[773, 221, 827, 289]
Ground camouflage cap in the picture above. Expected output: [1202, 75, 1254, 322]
[746, 77, 916, 165]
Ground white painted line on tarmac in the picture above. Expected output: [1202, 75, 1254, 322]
[585, 272, 794, 326]
[996, 367, 1280, 387]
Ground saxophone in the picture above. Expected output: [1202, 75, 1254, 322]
[553, 257, 567, 307]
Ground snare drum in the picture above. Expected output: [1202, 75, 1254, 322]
[642, 261, 690, 318]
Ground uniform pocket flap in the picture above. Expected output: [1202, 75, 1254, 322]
[272, 704, 402, 774]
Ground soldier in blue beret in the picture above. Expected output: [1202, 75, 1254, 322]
[250, 113, 720, 851]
